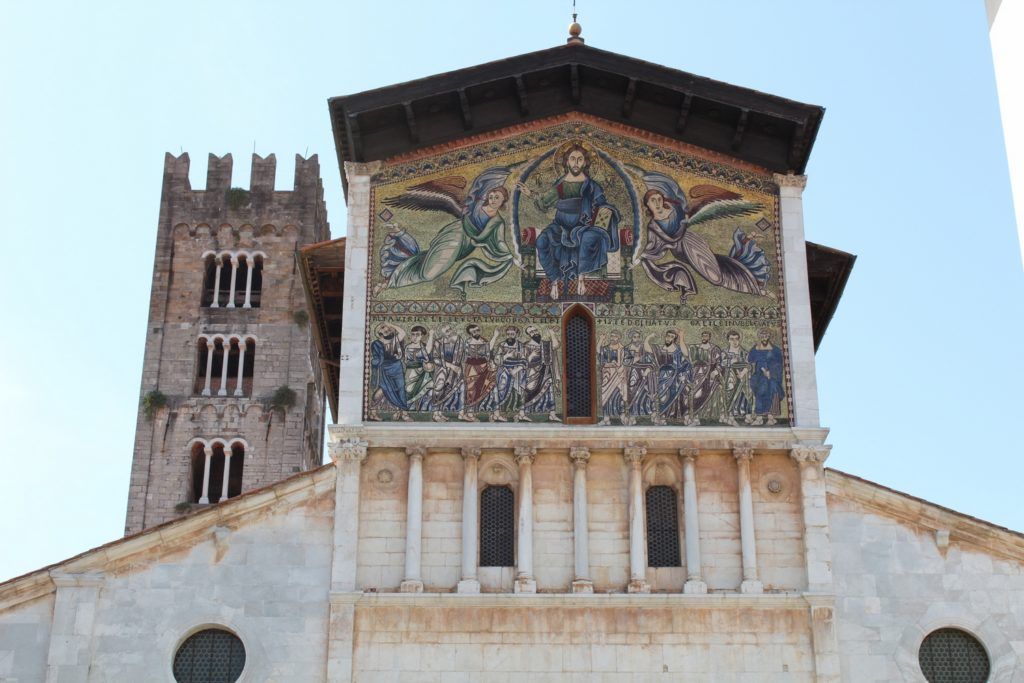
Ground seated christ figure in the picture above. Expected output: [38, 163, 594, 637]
[520, 143, 620, 299]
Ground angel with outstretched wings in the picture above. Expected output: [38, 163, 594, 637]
[634, 171, 771, 302]
[375, 167, 518, 295]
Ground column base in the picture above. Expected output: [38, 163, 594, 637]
[514, 577, 537, 594]
[740, 579, 763, 594]
[571, 579, 594, 594]
[399, 580, 423, 593]
[627, 579, 650, 594]
[456, 579, 480, 594]
[683, 579, 708, 594]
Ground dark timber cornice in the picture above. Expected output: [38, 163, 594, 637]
[329, 43, 824, 199]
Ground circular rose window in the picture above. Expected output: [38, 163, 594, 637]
[173, 627, 246, 683]
[918, 628, 989, 683]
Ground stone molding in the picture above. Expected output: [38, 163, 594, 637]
[623, 445, 647, 465]
[343, 160, 383, 181]
[791, 444, 831, 467]
[337, 590, 811, 609]
[330, 439, 368, 464]
[826, 469, 1024, 563]
[513, 445, 536, 465]
[328, 423, 829, 451]
[772, 172, 808, 190]
[733, 446, 754, 462]
[48, 571, 105, 589]
[569, 446, 590, 467]
[405, 446, 426, 461]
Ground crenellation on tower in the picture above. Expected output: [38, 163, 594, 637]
[124, 150, 330, 536]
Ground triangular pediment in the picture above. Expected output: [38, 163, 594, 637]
[330, 44, 823, 198]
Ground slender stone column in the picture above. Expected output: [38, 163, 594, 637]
[220, 447, 232, 501]
[624, 445, 650, 593]
[734, 447, 762, 593]
[233, 340, 247, 396]
[201, 340, 215, 396]
[217, 340, 231, 396]
[774, 173, 819, 428]
[569, 446, 593, 593]
[226, 256, 239, 308]
[791, 445, 834, 593]
[514, 445, 537, 593]
[457, 447, 481, 593]
[242, 256, 255, 308]
[679, 447, 707, 594]
[337, 161, 383, 424]
[198, 445, 213, 504]
[401, 446, 425, 593]
[329, 439, 368, 592]
[210, 257, 223, 308]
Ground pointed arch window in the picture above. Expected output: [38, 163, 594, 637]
[562, 305, 596, 423]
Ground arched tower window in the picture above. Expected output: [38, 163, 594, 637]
[480, 485, 514, 567]
[645, 485, 681, 567]
[191, 441, 246, 505]
[195, 336, 256, 397]
[562, 305, 596, 423]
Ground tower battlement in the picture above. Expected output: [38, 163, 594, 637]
[160, 153, 328, 238]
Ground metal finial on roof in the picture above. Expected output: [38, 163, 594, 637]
[567, 0, 584, 44]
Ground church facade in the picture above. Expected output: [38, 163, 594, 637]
[1, 38, 1022, 683]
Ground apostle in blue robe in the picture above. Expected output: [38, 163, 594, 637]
[369, 323, 410, 421]
[747, 329, 785, 425]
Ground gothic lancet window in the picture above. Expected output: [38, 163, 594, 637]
[645, 485, 681, 567]
[563, 305, 595, 423]
[480, 485, 514, 567]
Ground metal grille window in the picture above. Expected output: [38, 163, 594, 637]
[565, 310, 593, 420]
[645, 485, 681, 567]
[173, 628, 245, 683]
[918, 628, 990, 683]
[480, 485, 514, 567]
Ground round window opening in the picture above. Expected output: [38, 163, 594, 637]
[173, 628, 246, 683]
[918, 628, 989, 683]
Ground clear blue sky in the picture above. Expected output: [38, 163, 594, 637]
[1, 1, 1021, 583]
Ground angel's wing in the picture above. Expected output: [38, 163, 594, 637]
[686, 199, 763, 227]
[688, 184, 743, 214]
[384, 177, 467, 219]
[463, 166, 513, 213]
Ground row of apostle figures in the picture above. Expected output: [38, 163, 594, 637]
[368, 321, 785, 425]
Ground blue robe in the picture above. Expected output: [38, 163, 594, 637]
[371, 338, 409, 410]
[535, 178, 620, 284]
[747, 344, 784, 415]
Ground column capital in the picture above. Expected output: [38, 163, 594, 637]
[203, 445, 214, 457]
[461, 446, 481, 461]
[790, 444, 831, 467]
[733, 446, 754, 463]
[772, 173, 808, 191]
[230, 255, 239, 266]
[513, 445, 536, 465]
[344, 160, 384, 181]
[679, 447, 701, 462]
[330, 439, 368, 464]
[405, 446, 426, 461]
[623, 444, 647, 466]
[569, 446, 590, 467]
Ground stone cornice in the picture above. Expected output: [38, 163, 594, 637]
[0, 465, 336, 612]
[826, 469, 1024, 563]
[330, 424, 829, 451]
[334, 590, 811, 610]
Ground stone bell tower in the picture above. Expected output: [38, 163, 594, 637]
[124, 152, 331, 535]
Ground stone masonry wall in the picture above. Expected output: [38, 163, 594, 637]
[355, 448, 805, 594]
[0, 593, 52, 682]
[125, 152, 329, 535]
[351, 600, 816, 681]
[828, 481, 1024, 682]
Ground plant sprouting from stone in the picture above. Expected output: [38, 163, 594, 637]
[271, 386, 297, 412]
[142, 390, 168, 419]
